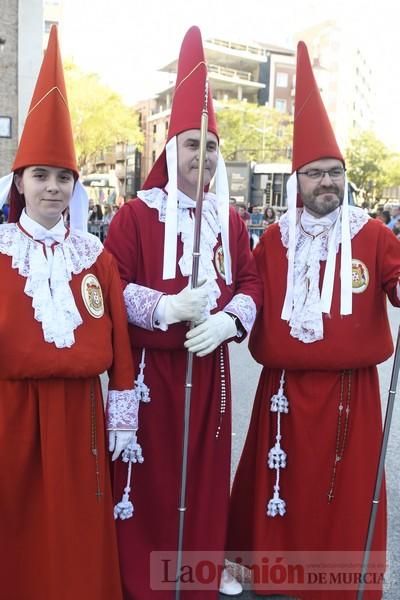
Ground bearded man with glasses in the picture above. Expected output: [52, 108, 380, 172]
[226, 42, 400, 600]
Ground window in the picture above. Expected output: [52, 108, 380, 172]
[153, 124, 157, 134]
[152, 150, 156, 164]
[0, 116, 12, 138]
[276, 72, 288, 88]
[44, 20, 58, 33]
[275, 99, 287, 113]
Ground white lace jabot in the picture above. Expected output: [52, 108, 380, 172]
[138, 187, 222, 313]
[0, 222, 103, 348]
[279, 206, 369, 343]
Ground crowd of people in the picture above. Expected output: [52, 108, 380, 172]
[87, 202, 120, 240]
[373, 204, 400, 236]
[0, 23, 399, 600]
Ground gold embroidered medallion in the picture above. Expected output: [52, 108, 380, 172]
[214, 245, 226, 280]
[81, 274, 104, 318]
[351, 259, 369, 294]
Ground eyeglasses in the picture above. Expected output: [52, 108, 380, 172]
[298, 167, 346, 181]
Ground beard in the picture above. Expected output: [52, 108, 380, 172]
[302, 184, 344, 217]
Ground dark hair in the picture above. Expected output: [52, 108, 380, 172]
[264, 206, 276, 219]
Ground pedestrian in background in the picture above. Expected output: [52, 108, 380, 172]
[262, 205, 277, 227]
[89, 203, 104, 223]
[388, 204, 400, 230]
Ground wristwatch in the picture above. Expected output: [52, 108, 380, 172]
[226, 312, 243, 338]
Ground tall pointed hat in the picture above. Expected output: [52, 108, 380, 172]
[143, 25, 218, 190]
[1, 25, 88, 229]
[282, 40, 352, 322]
[141, 25, 231, 283]
[13, 26, 78, 175]
[292, 41, 344, 176]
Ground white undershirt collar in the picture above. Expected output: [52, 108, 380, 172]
[20, 209, 67, 245]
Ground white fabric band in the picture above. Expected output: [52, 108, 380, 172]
[281, 172, 298, 320]
[163, 137, 179, 279]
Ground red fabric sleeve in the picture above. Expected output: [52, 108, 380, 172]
[102, 250, 135, 391]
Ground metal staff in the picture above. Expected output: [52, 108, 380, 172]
[175, 79, 209, 600]
[357, 325, 400, 600]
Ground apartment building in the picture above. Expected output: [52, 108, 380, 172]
[295, 20, 373, 151]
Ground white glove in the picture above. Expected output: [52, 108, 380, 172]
[109, 430, 137, 461]
[184, 311, 237, 357]
[164, 280, 209, 325]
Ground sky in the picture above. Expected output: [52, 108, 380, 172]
[60, 0, 400, 151]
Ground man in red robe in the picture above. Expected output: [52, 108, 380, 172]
[227, 41, 400, 600]
[105, 26, 262, 600]
[0, 26, 140, 600]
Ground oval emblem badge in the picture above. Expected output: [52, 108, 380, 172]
[81, 274, 104, 318]
[352, 259, 369, 294]
[214, 245, 226, 280]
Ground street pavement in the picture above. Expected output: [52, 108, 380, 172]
[223, 303, 399, 600]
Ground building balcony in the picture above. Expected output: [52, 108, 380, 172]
[208, 63, 254, 83]
[206, 38, 267, 61]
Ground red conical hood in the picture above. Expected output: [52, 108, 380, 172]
[143, 25, 217, 189]
[12, 25, 78, 176]
[292, 41, 344, 173]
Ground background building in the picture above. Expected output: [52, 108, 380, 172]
[43, 0, 63, 46]
[0, 0, 43, 174]
[295, 20, 373, 150]
[81, 141, 141, 205]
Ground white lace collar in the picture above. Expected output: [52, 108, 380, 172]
[0, 223, 103, 348]
[138, 187, 221, 313]
[280, 206, 369, 257]
[279, 206, 369, 343]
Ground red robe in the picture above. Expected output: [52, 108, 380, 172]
[227, 218, 400, 600]
[0, 230, 135, 600]
[105, 198, 262, 600]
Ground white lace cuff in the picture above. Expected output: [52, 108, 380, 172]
[224, 293, 257, 334]
[106, 389, 139, 430]
[124, 283, 163, 330]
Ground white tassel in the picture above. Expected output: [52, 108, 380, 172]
[268, 441, 287, 469]
[134, 348, 150, 403]
[266, 370, 288, 518]
[114, 459, 134, 520]
[266, 482, 287, 517]
[114, 437, 144, 521]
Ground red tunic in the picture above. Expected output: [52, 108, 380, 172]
[227, 218, 400, 600]
[105, 198, 262, 600]
[0, 233, 134, 600]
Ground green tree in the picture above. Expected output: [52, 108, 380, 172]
[64, 61, 143, 167]
[345, 131, 391, 203]
[216, 100, 293, 163]
[382, 153, 400, 187]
